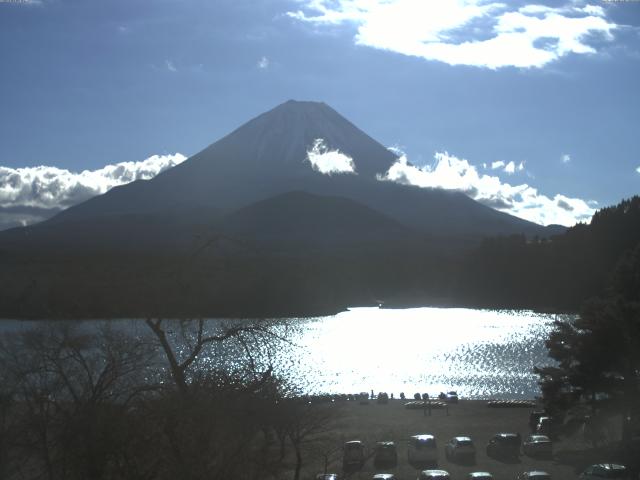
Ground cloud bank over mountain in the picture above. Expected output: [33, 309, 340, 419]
[289, 1, 618, 69]
[0, 153, 186, 229]
[0, 146, 596, 230]
[378, 151, 595, 226]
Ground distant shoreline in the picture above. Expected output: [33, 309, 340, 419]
[0, 301, 578, 322]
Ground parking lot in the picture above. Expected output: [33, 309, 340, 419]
[303, 398, 634, 479]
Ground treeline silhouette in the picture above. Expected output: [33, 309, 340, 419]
[0, 243, 455, 319]
[454, 196, 640, 311]
[0, 196, 638, 318]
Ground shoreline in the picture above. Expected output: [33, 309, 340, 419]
[0, 302, 579, 322]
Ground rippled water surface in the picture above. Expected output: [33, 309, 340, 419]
[1, 307, 561, 399]
[265, 307, 559, 399]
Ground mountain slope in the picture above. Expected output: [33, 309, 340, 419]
[41, 100, 553, 239]
[218, 190, 421, 251]
[48, 100, 397, 221]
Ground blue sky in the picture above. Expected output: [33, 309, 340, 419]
[0, 0, 639, 228]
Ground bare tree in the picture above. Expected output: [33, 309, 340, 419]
[144, 317, 281, 395]
[277, 399, 338, 480]
[0, 322, 156, 480]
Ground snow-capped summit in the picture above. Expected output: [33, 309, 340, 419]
[192, 99, 396, 178]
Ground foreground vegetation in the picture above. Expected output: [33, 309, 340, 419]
[535, 241, 640, 447]
[0, 320, 342, 480]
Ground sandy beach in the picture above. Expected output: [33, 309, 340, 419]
[297, 398, 636, 480]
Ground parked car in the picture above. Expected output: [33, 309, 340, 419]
[522, 434, 552, 457]
[316, 475, 338, 480]
[343, 440, 365, 468]
[467, 472, 493, 480]
[529, 410, 546, 431]
[445, 391, 459, 403]
[486, 433, 521, 458]
[444, 436, 476, 462]
[373, 475, 396, 480]
[535, 416, 558, 437]
[517, 472, 551, 479]
[579, 464, 630, 479]
[408, 434, 438, 464]
[374, 441, 398, 466]
[418, 470, 450, 480]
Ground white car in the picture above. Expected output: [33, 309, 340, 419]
[467, 473, 493, 480]
[408, 434, 438, 464]
[522, 434, 552, 457]
[373, 475, 396, 480]
[579, 464, 630, 479]
[418, 470, 450, 480]
[444, 436, 476, 462]
[517, 471, 551, 479]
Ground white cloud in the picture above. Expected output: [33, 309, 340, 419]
[288, 1, 618, 69]
[165, 59, 177, 72]
[377, 151, 595, 226]
[305, 138, 356, 175]
[491, 159, 524, 174]
[0, 153, 187, 213]
[562, 153, 571, 163]
[257, 56, 270, 69]
[636, 166, 640, 174]
[504, 161, 516, 174]
[8, 0, 43, 5]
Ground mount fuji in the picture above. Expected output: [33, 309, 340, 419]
[0, 101, 564, 317]
[7, 100, 557, 248]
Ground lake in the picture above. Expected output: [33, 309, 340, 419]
[267, 307, 560, 399]
[0, 307, 563, 399]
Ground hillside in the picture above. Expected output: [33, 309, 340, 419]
[453, 196, 640, 310]
[217, 191, 422, 251]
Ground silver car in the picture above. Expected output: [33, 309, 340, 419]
[444, 436, 476, 462]
[579, 464, 630, 479]
[517, 471, 551, 479]
[418, 470, 450, 480]
[467, 473, 493, 480]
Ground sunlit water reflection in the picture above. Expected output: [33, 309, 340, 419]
[0, 307, 563, 399]
[265, 307, 559, 399]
